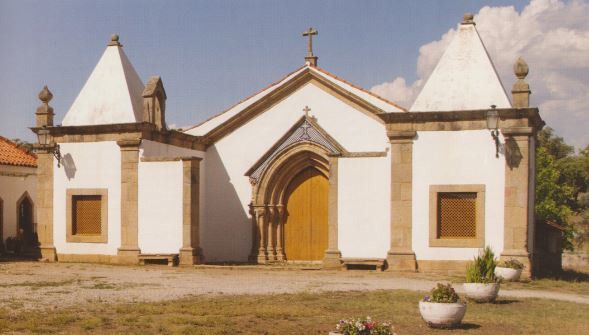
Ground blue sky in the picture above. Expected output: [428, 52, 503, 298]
[3, 0, 568, 145]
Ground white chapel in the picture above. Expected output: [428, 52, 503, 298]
[31, 14, 546, 276]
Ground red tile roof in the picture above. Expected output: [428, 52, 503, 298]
[0, 136, 37, 168]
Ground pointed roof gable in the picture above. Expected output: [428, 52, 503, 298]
[246, 115, 346, 183]
[62, 35, 145, 126]
[410, 15, 511, 112]
[184, 65, 405, 139]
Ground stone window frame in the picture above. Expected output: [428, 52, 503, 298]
[429, 184, 485, 248]
[66, 188, 108, 243]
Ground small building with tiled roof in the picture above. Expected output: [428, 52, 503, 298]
[32, 14, 549, 276]
[0, 136, 37, 253]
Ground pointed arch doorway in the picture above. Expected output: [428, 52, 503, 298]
[284, 166, 328, 261]
[248, 140, 341, 267]
[17, 192, 36, 247]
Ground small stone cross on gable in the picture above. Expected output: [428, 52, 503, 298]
[303, 105, 311, 117]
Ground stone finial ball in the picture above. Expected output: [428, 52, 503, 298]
[38, 85, 53, 103]
[111, 34, 119, 42]
[463, 13, 474, 22]
[514, 57, 529, 79]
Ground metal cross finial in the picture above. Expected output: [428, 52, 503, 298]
[302, 27, 318, 57]
[303, 105, 311, 117]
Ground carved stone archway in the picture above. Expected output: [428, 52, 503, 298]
[248, 141, 341, 267]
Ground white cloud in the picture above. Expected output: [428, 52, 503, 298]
[371, 0, 589, 149]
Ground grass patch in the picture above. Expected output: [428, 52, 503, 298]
[0, 279, 76, 290]
[0, 290, 586, 334]
[404, 270, 589, 295]
[86, 282, 118, 290]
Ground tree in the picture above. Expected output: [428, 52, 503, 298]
[535, 128, 589, 251]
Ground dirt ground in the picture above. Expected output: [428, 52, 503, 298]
[0, 262, 587, 311]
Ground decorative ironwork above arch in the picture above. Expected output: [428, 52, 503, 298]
[245, 115, 346, 185]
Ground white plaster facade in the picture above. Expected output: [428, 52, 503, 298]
[412, 130, 506, 260]
[198, 82, 392, 262]
[53, 141, 122, 255]
[0, 165, 37, 240]
[38, 14, 542, 273]
[138, 140, 203, 254]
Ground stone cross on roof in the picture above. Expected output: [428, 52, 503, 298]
[303, 105, 311, 117]
[302, 27, 318, 67]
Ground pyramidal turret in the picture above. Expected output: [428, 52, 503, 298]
[62, 34, 145, 126]
[410, 13, 511, 112]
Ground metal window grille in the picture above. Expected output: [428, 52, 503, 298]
[437, 192, 477, 239]
[73, 195, 101, 235]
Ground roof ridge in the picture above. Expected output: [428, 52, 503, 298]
[183, 65, 308, 132]
[312, 66, 408, 112]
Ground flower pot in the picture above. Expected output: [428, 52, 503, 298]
[463, 283, 500, 303]
[494, 267, 522, 281]
[419, 301, 466, 328]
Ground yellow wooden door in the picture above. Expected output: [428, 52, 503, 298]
[284, 167, 328, 261]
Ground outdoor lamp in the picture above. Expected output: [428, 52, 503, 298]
[486, 105, 500, 158]
[36, 126, 62, 167]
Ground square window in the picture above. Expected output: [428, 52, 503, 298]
[429, 185, 485, 248]
[72, 195, 102, 235]
[437, 192, 477, 239]
[66, 189, 108, 243]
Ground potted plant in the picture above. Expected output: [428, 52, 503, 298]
[330, 316, 396, 335]
[463, 246, 500, 303]
[419, 283, 466, 328]
[495, 258, 524, 281]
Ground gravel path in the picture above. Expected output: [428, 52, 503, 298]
[0, 262, 587, 311]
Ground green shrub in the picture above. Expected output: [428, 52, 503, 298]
[424, 283, 460, 303]
[499, 258, 525, 270]
[465, 246, 497, 283]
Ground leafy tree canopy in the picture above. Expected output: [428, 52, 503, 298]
[536, 128, 589, 251]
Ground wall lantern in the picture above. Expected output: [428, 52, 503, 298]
[486, 105, 500, 158]
[36, 126, 62, 167]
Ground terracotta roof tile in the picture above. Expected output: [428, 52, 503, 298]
[0, 136, 37, 168]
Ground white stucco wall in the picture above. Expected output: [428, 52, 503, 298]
[338, 156, 390, 258]
[203, 82, 389, 262]
[138, 140, 204, 254]
[0, 166, 37, 240]
[138, 161, 183, 253]
[54, 141, 121, 255]
[412, 130, 505, 260]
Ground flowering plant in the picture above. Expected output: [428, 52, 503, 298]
[335, 316, 396, 335]
[422, 283, 461, 303]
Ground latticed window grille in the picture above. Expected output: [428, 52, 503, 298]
[437, 192, 477, 239]
[72, 195, 102, 235]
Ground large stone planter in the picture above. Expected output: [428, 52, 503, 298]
[462, 283, 500, 303]
[494, 267, 522, 281]
[419, 301, 466, 328]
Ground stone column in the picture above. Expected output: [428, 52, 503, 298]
[179, 157, 202, 265]
[386, 131, 417, 271]
[33, 86, 56, 261]
[254, 206, 267, 264]
[323, 154, 342, 269]
[501, 127, 534, 278]
[275, 205, 286, 261]
[266, 206, 277, 261]
[117, 139, 141, 264]
[35, 149, 56, 261]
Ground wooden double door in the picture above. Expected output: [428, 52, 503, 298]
[284, 167, 328, 261]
